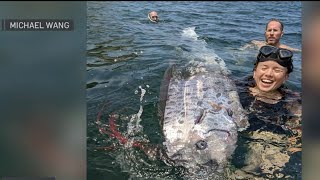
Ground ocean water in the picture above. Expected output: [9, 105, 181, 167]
[87, 2, 301, 179]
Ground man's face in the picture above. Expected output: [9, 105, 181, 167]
[149, 11, 159, 22]
[253, 60, 288, 92]
[265, 21, 284, 46]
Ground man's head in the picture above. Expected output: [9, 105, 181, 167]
[253, 45, 293, 92]
[265, 18, 284, 47]
[148, 11, 159, 23]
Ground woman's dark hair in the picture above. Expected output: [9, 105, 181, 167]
[253, 59, 293, 74]
[253, 46, 294, 74]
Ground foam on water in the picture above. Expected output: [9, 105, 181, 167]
[180, 27, 230, 75]
[181, 27, 199, 40]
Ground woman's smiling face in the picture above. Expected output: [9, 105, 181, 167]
[253, 60, 288, 92]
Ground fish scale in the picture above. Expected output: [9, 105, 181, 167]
[164, 74, 234, 138]
[161, 63, 249, 175]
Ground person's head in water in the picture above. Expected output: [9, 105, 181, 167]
[253, 45, 293, 93]
[148, 11, 159, 23]
[265, 18, 284, 47]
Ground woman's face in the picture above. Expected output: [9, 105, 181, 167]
[253, 60, 288, 92]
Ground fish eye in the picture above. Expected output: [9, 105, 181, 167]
[195, 140, 207, 150]
[226, 108, 233, 117]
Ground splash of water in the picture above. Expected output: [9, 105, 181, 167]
[181, 27, 199, 40]
[127, 85, 148, 137]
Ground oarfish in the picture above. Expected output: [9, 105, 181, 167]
[158, 56, 249, 177]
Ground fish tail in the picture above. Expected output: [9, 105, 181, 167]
[109, 113, 128, 144]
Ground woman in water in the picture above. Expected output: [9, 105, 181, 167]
[229, 45, 302, 179]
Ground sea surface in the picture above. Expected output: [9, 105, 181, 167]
[87, 2, 301, 179]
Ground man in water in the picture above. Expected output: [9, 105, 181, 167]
[244, 19, 300, 52]
[148, 11, 159, 23]
[229, 45, 301, 179]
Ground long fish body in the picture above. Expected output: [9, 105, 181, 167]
[159, 43, 249, 178]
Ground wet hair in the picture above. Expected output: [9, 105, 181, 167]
[253, 58, 293, 74]
[253, 55, 293, 74]
[265, 18, 284, 31]
[253, 45, 294, 74]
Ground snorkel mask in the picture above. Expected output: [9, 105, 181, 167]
[256, 45, 294, 73]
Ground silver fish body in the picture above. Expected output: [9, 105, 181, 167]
[160, 59, 248, 176]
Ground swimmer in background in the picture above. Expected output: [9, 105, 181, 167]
[148, 11, 159, 23]
[242, 18, 300, 52]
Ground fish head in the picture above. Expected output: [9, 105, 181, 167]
[165, 109, 238, 174]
